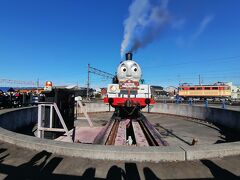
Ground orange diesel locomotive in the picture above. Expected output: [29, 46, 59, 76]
[178, 85, 231, 100]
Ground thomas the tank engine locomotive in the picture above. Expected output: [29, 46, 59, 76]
[104, 53, 155, 118]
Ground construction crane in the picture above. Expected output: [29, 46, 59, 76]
[87, 64, 114, 99]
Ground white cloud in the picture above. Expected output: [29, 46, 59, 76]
[176, 14, 215, 47]
[191, 15, 215, 41]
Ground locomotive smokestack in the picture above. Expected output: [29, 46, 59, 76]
[126, 52, 133, 60]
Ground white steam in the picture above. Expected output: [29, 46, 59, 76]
[121, 0, 170, 57]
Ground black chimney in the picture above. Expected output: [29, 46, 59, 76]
[126, 52, 132, 60]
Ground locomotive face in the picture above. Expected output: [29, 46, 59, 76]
[117, 60, 142, 82]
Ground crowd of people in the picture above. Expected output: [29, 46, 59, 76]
[0, 90, 41, 109]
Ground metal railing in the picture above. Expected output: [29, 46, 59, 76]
[37, 103, 72, 141]
[75, 100, 93, 127]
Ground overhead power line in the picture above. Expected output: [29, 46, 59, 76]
[87, 64, 114, 99]
[88, 65, 114, 79]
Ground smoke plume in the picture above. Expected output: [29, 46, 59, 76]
[121, 0, 170, 57]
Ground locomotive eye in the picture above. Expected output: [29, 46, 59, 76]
[131, 66, 138, 72]
[120, 65, 127, 73]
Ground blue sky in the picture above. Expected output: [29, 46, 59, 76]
[0, 0, 240, 88]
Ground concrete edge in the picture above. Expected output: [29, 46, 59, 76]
[0, 127, 185, 162]
[181, 142, 240, 160]
[1, 106, 240, 162]
[1, 126, 240, 162]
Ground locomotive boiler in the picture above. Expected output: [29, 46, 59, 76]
[104, 53, 155, 118]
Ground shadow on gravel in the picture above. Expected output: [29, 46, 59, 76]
[1, 150, 239, 179]
[143, 167, 161, 180]
[201, 160, 239, 180]
[0, 150, 64, 179]
[0, 150, 160, 179]
[105, 163, 159, 180]
[213, 123, 240, 144]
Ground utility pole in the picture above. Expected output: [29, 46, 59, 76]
[37, 78, 39, 94]
[87, 64, 90, 100]
[199, 75, 201, 85]
[177, 74, 181, 86]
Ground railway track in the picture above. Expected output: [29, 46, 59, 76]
[105, 120, 119, 145]
[104, 116, 168, 146]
